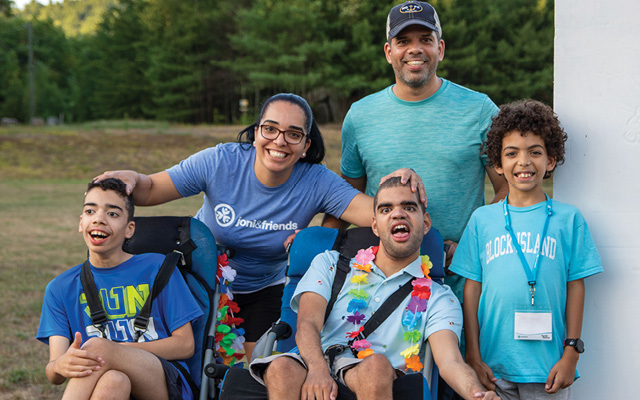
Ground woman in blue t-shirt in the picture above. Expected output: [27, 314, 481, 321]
[94, 93, 422, 359]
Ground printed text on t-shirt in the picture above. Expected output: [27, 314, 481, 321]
[485, 232, 556, 264]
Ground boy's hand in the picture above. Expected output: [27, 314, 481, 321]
[54, 332, 104, 378]
[301, 368, 338, 400]
[467, 357, 497, 391]
[444, 240, 458, 274]
[545, 350, 578, 393]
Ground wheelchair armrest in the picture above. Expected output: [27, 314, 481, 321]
[270, 320, 292, 341]
[204, 362, 230, 379]
[255, 321, 292, 360]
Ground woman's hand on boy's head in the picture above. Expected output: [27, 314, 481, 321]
[52, 332, 104, 379]
[93, 170, 140, 195]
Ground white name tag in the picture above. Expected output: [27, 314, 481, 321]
[514, 312, 552, 341]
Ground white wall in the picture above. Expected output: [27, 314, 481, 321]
[554, 1, 640, 397]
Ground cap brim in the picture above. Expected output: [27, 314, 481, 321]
[387, 20, 439, 41]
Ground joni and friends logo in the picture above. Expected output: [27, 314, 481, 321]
[215, 203, 236, 227]
[400, 3, 423, 13]
[214, 203, 298, 231]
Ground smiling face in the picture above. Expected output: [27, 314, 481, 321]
[372, 183, 431, 269]
[80, 187, 135, 264]
[495, 131, 557, 206]
[384, 25, 444, 93]
[253, 101, 311, 187]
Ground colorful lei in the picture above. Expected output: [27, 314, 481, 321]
[215, 252, 246, 367]
[346, 246, 433, 372]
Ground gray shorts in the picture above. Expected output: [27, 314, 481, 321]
[494, 379, 573, 400]
[249, 352, 404, 387]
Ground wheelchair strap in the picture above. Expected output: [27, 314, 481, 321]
[169, 359, 200, 398]
[80, 260, 108, 337]
[354, 278, 415, 342]
[80, 252, 182, 340]
[133, 251, 182, 341]
[323, 253, 351, 324]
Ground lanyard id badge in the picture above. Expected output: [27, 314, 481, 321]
[503, 195, 553, 307]
[514, 310, 552, 341]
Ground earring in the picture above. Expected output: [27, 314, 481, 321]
[302, 152, 306, 157]
[253, 141, 256, 147]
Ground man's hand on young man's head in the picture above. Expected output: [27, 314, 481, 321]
[379, 168, 427, 208]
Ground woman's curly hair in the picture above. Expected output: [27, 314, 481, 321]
[483, 99, 568, 179]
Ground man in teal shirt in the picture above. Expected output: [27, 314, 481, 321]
[324, 1, 507, 303]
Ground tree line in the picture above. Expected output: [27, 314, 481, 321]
[0, 0, 554, 124]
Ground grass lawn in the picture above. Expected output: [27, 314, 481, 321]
[0, 121, 549, 399]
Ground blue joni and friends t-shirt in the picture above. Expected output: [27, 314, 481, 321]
[167, 143, 359, 292]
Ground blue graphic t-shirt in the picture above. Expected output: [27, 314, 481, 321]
[449, 200, 603, 383]
[37, 253, 204, 399]
[167, 143, 359, 292]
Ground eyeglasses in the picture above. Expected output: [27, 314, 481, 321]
[259, 124, 306, 144]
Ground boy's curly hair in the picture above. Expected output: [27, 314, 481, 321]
[85, 178, 135, 221]
[483, 99, 568, 179]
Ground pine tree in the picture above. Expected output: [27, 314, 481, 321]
[91, 0, 151, 119]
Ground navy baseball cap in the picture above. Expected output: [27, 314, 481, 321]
[386, 1, 442, 41]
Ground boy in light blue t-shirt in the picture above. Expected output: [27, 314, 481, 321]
[450, 100, 603, 400]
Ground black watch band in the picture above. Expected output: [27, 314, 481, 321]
[564, 338, 584, 353]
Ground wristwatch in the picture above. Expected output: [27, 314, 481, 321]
[564, 338, 584, 353]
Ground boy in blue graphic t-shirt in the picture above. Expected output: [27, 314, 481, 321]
[37, 178, 203, 400]
[450, 100, 603, 400]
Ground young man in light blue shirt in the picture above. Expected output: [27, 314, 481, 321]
[250, 178, 499, 400]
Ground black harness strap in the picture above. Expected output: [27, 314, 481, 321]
[323, 253, 351, 324]
[79, 252, 182, 341]
[133, 251, 182, 341]
[351, 278, 415, 344]
[169, 359, 200, 398]
[323, 274, 417, 362]
[80, 260, 108, 337]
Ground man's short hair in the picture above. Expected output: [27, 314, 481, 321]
[386, 1, 442, 42]
[85, 178, 135, 221]
[373, 176, 426, 214]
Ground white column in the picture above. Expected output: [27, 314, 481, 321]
[554, 1, 640, 397]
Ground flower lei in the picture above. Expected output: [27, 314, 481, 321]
[347, 246, 433, 372]
[215, 252, 246, 367]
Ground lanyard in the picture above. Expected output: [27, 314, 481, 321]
[503, 195, 553, 306]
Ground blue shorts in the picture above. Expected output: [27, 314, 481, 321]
[156, 357, 194, 400]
